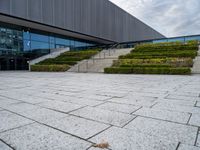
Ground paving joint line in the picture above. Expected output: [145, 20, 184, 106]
[0, 122, 35, 134]
[149, 102, 158, 108]
[87, 125, 113, 140]
[0, 138, 15, 150]
[186, 113, 192, 125]
[194, 127, 200, 146]
[134, 114, 198, 127]
[68, 113, 124, 128]
[121, 116, 138, 128]
[92, 101, 109, 107]
[175, 142, 181, 150]
[130, 106, 142, 114]
[42, 123, 94, 143]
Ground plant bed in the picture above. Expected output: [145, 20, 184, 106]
[105, 41, 198, 75]
[31, 65, 70, 72]
[104, 67, 191, 75]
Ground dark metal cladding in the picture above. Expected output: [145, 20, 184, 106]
[0, 0, 165, 43]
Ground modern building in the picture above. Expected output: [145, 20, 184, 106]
[0, 0, 165, 70]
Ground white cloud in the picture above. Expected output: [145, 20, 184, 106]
[110, 0, 200, 37]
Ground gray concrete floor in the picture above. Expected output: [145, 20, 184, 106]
[0, 72, 200, 150]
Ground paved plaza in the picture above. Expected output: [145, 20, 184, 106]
[0, 72, 200, 150]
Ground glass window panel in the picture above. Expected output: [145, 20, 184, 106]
[55, 37, 67, 45]
[153, 39, 168, 43]
[66, 39, 71, 46]
[31, 41, 49, 50]
[0, 27, 6, 33]
[23, 31, 30, 40]
[70, 40, 75, 48]
[168, 38, 184, 42]
[31, 33, 49, 42]
[185, 36, 200, 41]
[75, 41, 87, 48]
[49, 36, 55, 44]
[23, 40, 31, 51]
[50, 43, 55, 49]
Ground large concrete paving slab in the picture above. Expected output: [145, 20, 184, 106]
[96, 102, 141, 114]
[189, 113, 200, 127]
[0, 111, 33, 133]
[109, 97, 156, 107]
[0, 97, 21, 108]
[133, 107, 190, 124]
[3, 102, 40, 113]
[197, 132, 200, 147]
[166, 94, 200, 101]
[1, 72, 200, 149]
[0, 123, 91, 150]
[156, 98, 197, 106]
[90, 126, 178, 150]
[19, 108, 68, 123]
[45, 115, 110, 139]
[0, 141, 12, 150]
[63, 97, 105, 107]
[153, 102, 200, 114]
[197, 101, 200, 107]
[178, 144, 200, 150]
[38, 101, 84, 113]
[124, 117, 198, 145]
[70, 106, 136, 127]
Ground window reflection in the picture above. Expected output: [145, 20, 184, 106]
[31, 33, 49, 42]
[0, 23, 98, 59]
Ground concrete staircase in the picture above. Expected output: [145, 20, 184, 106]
[192, 46, 200, 74]
[29, 48, 69, 70]
[68, 48, 132, 73]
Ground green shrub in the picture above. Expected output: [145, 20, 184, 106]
[114, 58, 193, 67]
[54, 57, 83, 61]
[120, 64, 171, 68]
[104, 67, 191, 75]
[119, 50, 197, 59]
[61, 50, 99, 58]
[38, 49, 99, 68]
[132, 42, 198, 53]
[31, 65, 70, 72]
[104, 67, 133, 74]
[187, 40, 199, 45]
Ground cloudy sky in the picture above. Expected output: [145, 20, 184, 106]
[110, 0, 200, 37]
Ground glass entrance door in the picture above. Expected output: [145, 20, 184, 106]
[0, 56, 28, 70]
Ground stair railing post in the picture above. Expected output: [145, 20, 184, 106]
[93, 56, 95, 64]
[86, 60, 89, 72]
[78, 64, 80, 72]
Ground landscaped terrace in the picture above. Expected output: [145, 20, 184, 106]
[105, 41, 199, 74]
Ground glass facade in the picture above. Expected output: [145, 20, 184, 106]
[153, 35, 200, 44]
[0, 22, 98, 70]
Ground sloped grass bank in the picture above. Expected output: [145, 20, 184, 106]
[105, 41, 198, 75]
[31, 49, 99, 72]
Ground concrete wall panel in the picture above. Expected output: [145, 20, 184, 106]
[12, 0, 27, 18]
[0, 0, 10, 14]
[42, 0, 53, 25]
[0, 0, 165, 43]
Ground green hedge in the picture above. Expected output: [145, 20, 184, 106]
[31, 65, 70, 72]
[37, 49, 99, 68]
[113, 58, 193, 67]
[133, 42, 198, 52]
[120, 64, 171, 68]
[61, 50, 99, 57]
[104, 67, 191, 75]
[119, 50, 197, 59]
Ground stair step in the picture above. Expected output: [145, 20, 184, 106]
[68, 48, 132, 73]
